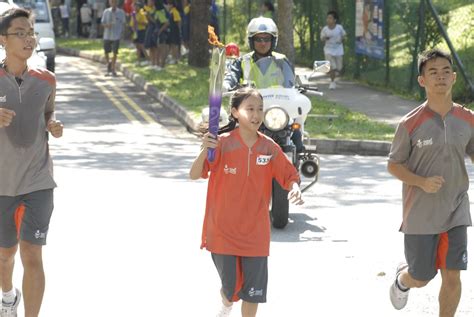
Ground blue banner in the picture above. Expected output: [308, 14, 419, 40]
[355, 0, 385, 59]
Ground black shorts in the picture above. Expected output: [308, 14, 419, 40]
[167, 25, 181, 45]
[212, 253, 268, 303]
[404, 225, 468, 281]
[104, 39, 120, 54]
[0, 189, 54, 247]
[133, 30, 146, 44]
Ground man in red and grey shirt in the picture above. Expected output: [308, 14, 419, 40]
[388, 48, 473, 316]
[0, 7, 63, 317]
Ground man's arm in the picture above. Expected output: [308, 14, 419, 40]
[387, 161, 444, 193]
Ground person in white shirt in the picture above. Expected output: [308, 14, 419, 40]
[80, 3, 92, 37]
[320, 10, 346, 90]
[59, 0, 70, 37]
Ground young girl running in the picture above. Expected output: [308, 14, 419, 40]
[190, 87, 304, 317]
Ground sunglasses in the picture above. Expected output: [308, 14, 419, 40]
[253, 37, 272, 43]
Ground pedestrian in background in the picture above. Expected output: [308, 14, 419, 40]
[260, 1, 274, 19]
[80, 2, 93, 37]
[388, 48, 473, 316]
[180, 0, 190, 55]
[189, 87, 303, 317]
[165, 0, 181, 64]
[320, 10, 346, 90]
[59, 0, 70, 37]
[101, 0, 126, 76]
[130, 1, 149, 65]
[0, 7, 63, 317]
[153, 0, 169, 69]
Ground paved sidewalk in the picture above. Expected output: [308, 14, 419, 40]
[295, 67, 420, 127]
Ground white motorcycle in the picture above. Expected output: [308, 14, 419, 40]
[202, 60, 330, 229]
[258, 60, 329, 228]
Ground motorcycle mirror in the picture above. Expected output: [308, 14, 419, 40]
[313, 60, 331, 73]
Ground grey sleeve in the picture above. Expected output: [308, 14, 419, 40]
[44, 83, 56, 123]
[388, 123, 411, 164]
[223, 58, 242, 90]
[101, 10, 107, 24]
[466, 125, 474, 155]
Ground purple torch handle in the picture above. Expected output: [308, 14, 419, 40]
[207, 46, 226, 162]
[207, 94, 222, 162]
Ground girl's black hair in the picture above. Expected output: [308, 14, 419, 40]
[217, 87, 263, 135]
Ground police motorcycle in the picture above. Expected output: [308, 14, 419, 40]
[252, 58, 329, 228]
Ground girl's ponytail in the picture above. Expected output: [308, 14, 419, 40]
[218, 116, 237, 134]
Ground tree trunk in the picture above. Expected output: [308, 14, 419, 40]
[189, 0, 211, 67]
[276, 0, 295, 64]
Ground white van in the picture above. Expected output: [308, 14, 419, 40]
[3, 0, 56, 72]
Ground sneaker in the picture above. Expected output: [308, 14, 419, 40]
[389, 263, 410, 310]
[329, 81, 336, 90]
[216, 304, 232, 317]
[1, 288, 21, 317]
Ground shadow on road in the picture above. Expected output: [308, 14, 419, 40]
[271, 213, 326, 243]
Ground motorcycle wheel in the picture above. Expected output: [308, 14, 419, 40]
[270, 179, 289, 229]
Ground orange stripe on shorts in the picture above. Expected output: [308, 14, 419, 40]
[232, 256, 244, 302]
[436, 232, 449, 269]
[14, 204, 26, 239]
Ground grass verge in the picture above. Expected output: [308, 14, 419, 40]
[57, 38, 395, 141]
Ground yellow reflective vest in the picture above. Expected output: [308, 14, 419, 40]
[240, 52, 287, 88]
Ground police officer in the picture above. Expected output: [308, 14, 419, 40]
[223, 16, 304, 152]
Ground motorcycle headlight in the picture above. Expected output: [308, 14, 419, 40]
[264, 107, 289, 132]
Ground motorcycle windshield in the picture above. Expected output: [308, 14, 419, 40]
[255, 56, 295, 88]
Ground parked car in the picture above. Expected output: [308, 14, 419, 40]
[1, 0, 56, 72]
[0, 1, 49, 70]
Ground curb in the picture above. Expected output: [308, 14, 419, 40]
[58, 47, 390, 157]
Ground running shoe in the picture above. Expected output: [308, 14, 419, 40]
[216, 304, 232, 317]
[1, 288, 21, 317]
[389, 263, 410, 310]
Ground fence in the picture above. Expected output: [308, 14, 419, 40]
[217, 0, 473, 103]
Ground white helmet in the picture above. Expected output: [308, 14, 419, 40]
[246, 16, 278, 51]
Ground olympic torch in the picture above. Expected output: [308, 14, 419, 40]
[207, 26, 226, 162]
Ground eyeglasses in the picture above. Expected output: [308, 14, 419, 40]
[3, 31, 39, 39]
[253, 37, 272, 43]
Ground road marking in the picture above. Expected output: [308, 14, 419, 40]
[106, 80, 158, 124]
[93, 80, 141, 124]
[79, 61, 157, 125]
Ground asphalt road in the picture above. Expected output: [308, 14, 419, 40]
[10, 55, 473, 317]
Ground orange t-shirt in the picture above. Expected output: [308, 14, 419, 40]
[200, 129, 300, 257]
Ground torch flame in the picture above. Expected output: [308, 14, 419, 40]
[208, 25, 224, 47]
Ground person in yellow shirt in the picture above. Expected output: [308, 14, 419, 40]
[165, 0, 181, 64]
[143, 0, 160, 69]
[130, 2, 149, 65]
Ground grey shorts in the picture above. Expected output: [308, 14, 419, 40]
[212, 253, 268, 303]
[404, 225, 468, 281]
[0, 189, 54, 248]
[104, 40, 120, 55]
